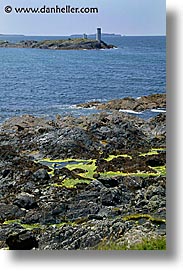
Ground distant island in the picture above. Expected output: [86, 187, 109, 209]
[70, 33, 122, 38]
[0, 34, 25, 37]
[0, 38, 116, 50]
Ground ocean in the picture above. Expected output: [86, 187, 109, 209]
[0, 36, 166, 123]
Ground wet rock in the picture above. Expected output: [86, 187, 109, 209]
[76, 101, 101, 108]
[96, 94, 166, 112]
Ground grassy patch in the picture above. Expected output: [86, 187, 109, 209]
[96, 236, 166, 250]
[122, 214, 166, 224]
[3, 219, 76, 230]
[3, 220, 43, 230]
[3, 219, 21, 225]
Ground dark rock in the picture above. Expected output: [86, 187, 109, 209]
[0, 203, 25, 222]
[145, 152, 166, 167]
[98, 177, 120, 188]
[0, 223, 24, 243]
[40, 212, 56, 225]
[33, 169, 50, 181]
[51, 204, 68, 216]
[13, 192, 37, 210]
[1, 169, 12, 178]
[6, 230, 38, 250]
[22, 210, 41, 224]
[66, 200, 95, 220]
[88, 214, 103, 220]
[100, 188, 121, 206]
[54, 167, 80, 179]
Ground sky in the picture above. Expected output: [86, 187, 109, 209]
[0, 0, 166, 36]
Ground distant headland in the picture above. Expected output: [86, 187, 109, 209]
[0, 34, 25, 37]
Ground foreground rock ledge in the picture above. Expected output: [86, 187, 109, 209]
[0, 99, 166, 250]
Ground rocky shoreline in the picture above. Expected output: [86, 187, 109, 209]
[0, 94, 166, 250]
[0, 38, 116, 50]
[76, 93, 166, 112]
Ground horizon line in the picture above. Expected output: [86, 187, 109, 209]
[0, 33, 166, 37]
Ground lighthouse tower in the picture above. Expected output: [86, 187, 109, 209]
[96, 28, 102, 42]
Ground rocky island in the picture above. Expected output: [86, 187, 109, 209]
[0, 38, 116, 50]
[0, 94, 166, 250]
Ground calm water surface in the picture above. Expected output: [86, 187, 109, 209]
[0, 36, 166, 122]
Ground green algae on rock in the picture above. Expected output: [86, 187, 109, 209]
[36, 151, 166, 187]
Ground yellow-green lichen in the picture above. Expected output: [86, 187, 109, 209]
[99, 165, 166, 178]
[151, 166, 166, 176]
[53, 178, 91, 188]
[37, 158, 96, 176]
[139, 148, 165, 157]
[3, 219, 21, 225]
[65, 160, 97, 179]
[36, 153, 166, 188]
[104, 154, 132, 161]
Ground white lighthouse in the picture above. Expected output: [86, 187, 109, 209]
[96, 28, 102, 42]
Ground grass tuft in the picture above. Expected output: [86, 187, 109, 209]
[96, 236, 166, 250]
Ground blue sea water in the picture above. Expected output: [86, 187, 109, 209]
[0, 36, 166, 123]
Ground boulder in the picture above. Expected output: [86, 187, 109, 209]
[13, 193, 37, 210]
[0, 203, 25, 222]
[6, 230, 38, 250]
[33, 169, 50, 181]
[100, 188, 121, 206]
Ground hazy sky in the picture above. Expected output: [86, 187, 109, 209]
[0, 0, 166, 36]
